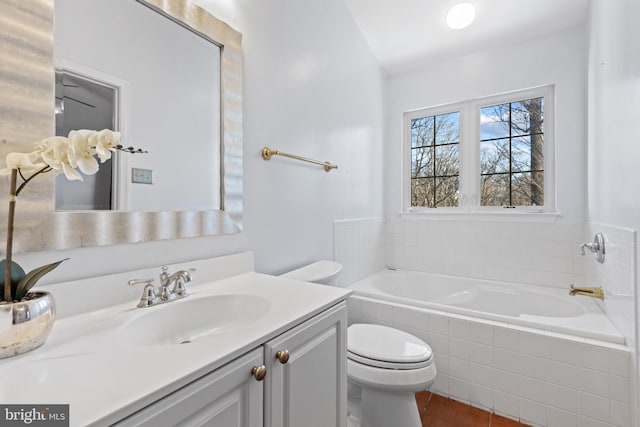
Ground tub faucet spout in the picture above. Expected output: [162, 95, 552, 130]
[569, 285, 604, 300]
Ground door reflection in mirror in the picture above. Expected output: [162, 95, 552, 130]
[55, 71, 117, 211]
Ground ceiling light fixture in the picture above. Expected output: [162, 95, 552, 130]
[446, 2, 476, 29]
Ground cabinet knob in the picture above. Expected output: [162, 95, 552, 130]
[251, 365, 267, 381]
[275, 349, 290, 364]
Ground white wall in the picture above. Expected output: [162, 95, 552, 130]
[587, 0, 640, 425]
[213, 0, 386, 274]
[13, 0, 385, 282]
[385, 27, 588, 222]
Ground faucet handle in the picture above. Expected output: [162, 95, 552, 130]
[128, 278, 158, 308]
[128, 278, 154, 286]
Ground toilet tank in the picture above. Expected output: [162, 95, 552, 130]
[280, 261, 343, 286]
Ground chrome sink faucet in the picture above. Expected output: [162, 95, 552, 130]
[129, 266, 195, 308]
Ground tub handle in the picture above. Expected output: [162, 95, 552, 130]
[579, 233, 605, 263]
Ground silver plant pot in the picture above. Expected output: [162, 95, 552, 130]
[0, 291, 56, 359]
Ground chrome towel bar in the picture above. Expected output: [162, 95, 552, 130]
[261, 147, 338, 172]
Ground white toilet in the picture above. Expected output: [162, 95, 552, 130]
[281, 261, 437, 427]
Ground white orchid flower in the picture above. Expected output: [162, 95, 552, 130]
[94, 129, 120, 162]
[0, 152, 46, 175]
[37, 136, 84, 181]
[68, 131, 99, 176]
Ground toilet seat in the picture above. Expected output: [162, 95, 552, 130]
[347, 324, 433, 370]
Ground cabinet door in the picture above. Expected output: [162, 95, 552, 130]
[265, 302, 347, 427]
[115, 348, 264, 427]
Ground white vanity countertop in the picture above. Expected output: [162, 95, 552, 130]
[0, 272, 351, 427]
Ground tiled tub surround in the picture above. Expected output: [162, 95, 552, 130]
[385, 218, 586, 289]
[348, 295, 632, 427]
[334, 218, 386, 287]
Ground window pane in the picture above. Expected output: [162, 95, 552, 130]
[481, 174, 509, 206]
[411, 177, 434, 207]
[411, 117, 434, 148]
[511, 136, 531, 172]
[410, 111, 460, 208]
[435, 144, 459, 176]
[480, 103, 509, 140]
[434, 176, 459, 207]
[511, 172, 532, 206]
[412, 146, 433, 178]
[435, 112, 460, 144]
[480, 139, 509, 174]
[511, 98, 544, 136]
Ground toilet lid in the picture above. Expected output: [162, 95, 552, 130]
[347, 324, 432, 365]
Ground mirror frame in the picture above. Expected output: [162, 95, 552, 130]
[0, 0, 243, 253]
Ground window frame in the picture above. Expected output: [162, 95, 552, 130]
[402, 85, 556, 215]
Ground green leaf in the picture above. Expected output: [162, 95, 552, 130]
[0, 259, 26, 300]
[14, 258, 69, 300]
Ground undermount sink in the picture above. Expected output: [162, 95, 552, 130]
[118, 295, 271, 346]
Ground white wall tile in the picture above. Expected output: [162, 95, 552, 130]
[469, 363, 493, 388]
[521, 376, 547, 404]
[547, 360, 579, 388]
[449, 357, 470, 381]
[428, 332, 449, 355]
[494, 390, 520, 419]
[470, 322, 493, 345]
[578, 368, 610, 398]
[449, 318, 470, 340]
[449, 377, 471, 403]
[449, 338, 469, 360]
[578, 391, 610, 423]
[429, 313, 449, 335]
[520, 398, 547, 426]
[469, 342, 493, 367]
[494, 370, 520, 395]
[547, 407, 577, 427]
[519, 354, 547, 381]
[469, 384, 494, 411]
[576, 416, 610, 427]
[610, 375, 630, 403]
[494, 348, 519, 374]
[520, 331, 550, 358]
[610, 400, 631, 427]
[547, 383, 578, 412]
[494, 327, 520, 352]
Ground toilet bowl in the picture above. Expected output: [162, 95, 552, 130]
[347, 323, 436, 427]
[281, 261, 437, 427]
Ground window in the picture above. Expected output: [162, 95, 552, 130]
[404, 86, 554, 213]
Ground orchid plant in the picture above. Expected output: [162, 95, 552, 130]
[0, 129, 146, 303]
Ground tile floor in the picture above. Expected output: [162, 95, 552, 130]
[416, 392, 531, 427]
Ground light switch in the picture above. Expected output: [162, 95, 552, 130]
[132, 168, 153, 184]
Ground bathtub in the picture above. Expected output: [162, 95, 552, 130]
[348, 268, 623, 344]
[346, 269, 631, 426]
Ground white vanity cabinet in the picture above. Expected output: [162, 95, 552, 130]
[115, 301, 347, 427]
[265, 302, 347, 427]
[114, 348, 264, 427]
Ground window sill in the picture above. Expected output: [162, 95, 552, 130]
[399, 210, 562, 223]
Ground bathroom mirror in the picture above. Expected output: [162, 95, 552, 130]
[55, 0, 221, 212]
[0, 0, 243, 252]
